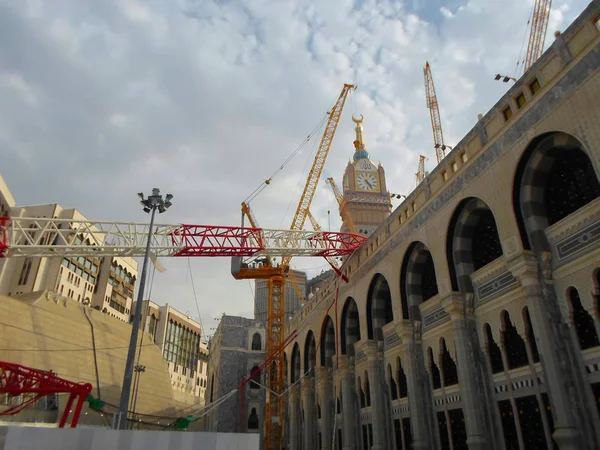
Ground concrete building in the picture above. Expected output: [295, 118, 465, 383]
[283, 4, 600, 450]
[0, 291, 192, 428]
[254, 270, 307, 324]
[204, 315, 267, 438]
[0, 187, 138, 322]
[136, 300, 210, 406]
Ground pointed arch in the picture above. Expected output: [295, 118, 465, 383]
[251, 332, 262, 350]
[513, 132, 600, 252]
[447, 197, 503, 292]
[366, 273, 393, 341]
[340, 297, 360, 356]
[401, 241, 439, 320]
[291, 342, 301, 383]
[320, 315, 336, 367]
[304, 331, 317, 376]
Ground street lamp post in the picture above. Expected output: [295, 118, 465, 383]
[113, 188, 173, 430]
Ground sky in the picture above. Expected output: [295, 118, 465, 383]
[0, 0, 592, 338]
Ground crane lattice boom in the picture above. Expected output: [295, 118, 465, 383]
[0, 217, 366, 259]
[524, 0, 552, 73]
[424, 62, 447, 164]
[281, 83, 356, 269]
[326, 177, 356, 234]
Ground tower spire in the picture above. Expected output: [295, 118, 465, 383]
[351, 114, 370, 161]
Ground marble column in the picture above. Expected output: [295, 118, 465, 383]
[289, 384, 301, 450]
[402, 322, 435, 450]
[509, 254, 600, 450]
[363, 341, 389, 450]
[301, 376, 317, 450]
[338, 355, 359, 450]
[316, 366, 334, 450]
[441, 294, 490, 450]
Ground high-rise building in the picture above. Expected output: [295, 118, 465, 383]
[254, 269, 307, 324]
[136, 300, 209, 405]
[340, 115, 393, 236]
[0, 185, 138, 322]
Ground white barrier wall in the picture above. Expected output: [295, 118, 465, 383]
[1, 427, 260, 450]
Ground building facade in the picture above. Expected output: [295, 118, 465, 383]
[254, 270, 307, 324]
[137, 300, 209, 405]
[0, 198, 138, 322]
[283, 4, 600, 450]
[205, 315, 267, 438]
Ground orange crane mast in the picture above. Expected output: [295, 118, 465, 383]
[523, 0, 552, 73]
[232, 83, 356, 449]
[424, 62, 450, 164]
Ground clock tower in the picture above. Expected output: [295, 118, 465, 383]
[340, 115, 392, 235]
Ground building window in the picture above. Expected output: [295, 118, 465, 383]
[451, 161, 458, 172]
[529, 78, 541, 95]
[251, 333, 262, 351]
[595, 16, 600, 31]
[516, 93, 527, 109]
[411, 202, 416, 212]
[502, 106, 513, 121]
[17, 259, 33, 285]
[460, 151, 468, 163]
[441, 170, 448, 181]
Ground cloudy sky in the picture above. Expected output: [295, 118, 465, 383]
[0, 0, 591, 337]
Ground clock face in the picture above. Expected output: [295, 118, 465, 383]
[356, 172, 378, 191]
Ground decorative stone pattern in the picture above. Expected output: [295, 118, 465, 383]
[384, 332, 402, 349]
[475, 271, 518, 305]
[554, 218, 600, 262]
[422, 307, 450, 331]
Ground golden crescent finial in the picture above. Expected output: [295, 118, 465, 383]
[352, 114, 364, 124]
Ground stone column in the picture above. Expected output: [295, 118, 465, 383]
[402, 321, 435, 450]
[338, 355, 358, 450]
[363, 341, 388, 450]
[509, 254, 599, 450]
[289, 384, 301, 450]
[442, 294, 489, 450]
[301, 376, 317, 450]
[316, 366, 334, 450]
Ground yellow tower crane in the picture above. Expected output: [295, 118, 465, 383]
[326, 177, 356, 234]
[232, 83, 356, 449]
[424, 62, 451, 165]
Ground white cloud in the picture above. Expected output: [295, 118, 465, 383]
[0, 0, 591, 335]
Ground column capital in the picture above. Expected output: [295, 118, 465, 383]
[507, 251, 541, 284]
[441, 293, 466, 319]
[396, 320, 413, 342]
[315, 366, 333, 386]
[362, 340, 380, 361]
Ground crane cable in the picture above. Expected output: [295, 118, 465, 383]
[244, 115, 329, 205]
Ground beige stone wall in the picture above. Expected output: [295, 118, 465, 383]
[0, 291, 192, 427]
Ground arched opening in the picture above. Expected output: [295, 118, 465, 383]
[283, 352, 288, 386]
[340, 297, 361, 356]
[447, 197, 503, 292]
[513, 132, 600, 251]
[440, 338, 458, 387]
[567, 287, 600, 350]
[358, 376, 365, 409]
[364, 371, 371, 407]
[501, 311, 529, 370]
[248, 407, 259, 430]
[428, 347, 441, 390]
[320, 315, 336, 367]
[366, 274, 393, 341]
[291, 343, 301, 383]
[396, 357, 408, 399]
[336, 397, 341, 414]
[251, 332, 262, 351]
[400, 241, 439, 321]
[388, 364, 398, 400]
[209, 374, 215, 402]
[304, 331, 317, 377]
[249, 365, 261, 389]
[522, 307, 540, 362]
[484, 323, 504, 374]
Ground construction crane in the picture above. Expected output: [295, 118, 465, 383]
[231, 83, 357, 449]
[424, 62, 451, 165]
[326, 177, 356, 234]
[416, 155, 427, 186]
[523, 0, 552, 73]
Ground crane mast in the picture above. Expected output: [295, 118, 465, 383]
[326, 177, 356, 234]
[523, 0, 552, 73]
[424, 62, 448, 164]
[416, 155, 427, 186]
